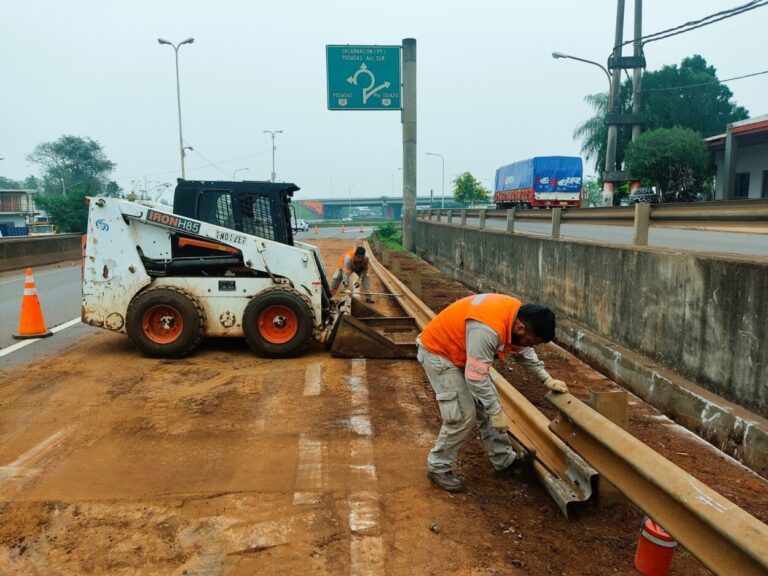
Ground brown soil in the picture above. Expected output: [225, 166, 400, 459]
[0, 239, 765, 575]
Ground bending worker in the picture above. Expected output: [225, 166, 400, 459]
[416, 293, 568, 492]
[329, 246, 374, 303]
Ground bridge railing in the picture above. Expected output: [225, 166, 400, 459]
[417, 200, 768, 246]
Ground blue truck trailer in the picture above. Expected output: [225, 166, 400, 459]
[494, 156, 583, 209]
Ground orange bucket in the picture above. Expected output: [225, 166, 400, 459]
[634, 517, 677, 576]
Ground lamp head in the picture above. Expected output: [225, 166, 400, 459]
[158, 38, 172, 46]
[180, 37, 194, 46]
[552, 52, 566, 59]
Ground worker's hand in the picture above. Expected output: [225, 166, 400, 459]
[342, 289, 352, 295]
[489, 410, 508, 433]
[544, 377, 568, 394]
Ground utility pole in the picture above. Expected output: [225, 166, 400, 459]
[603, 0, 625, 207]
[631, 0, 643, 142]
[157, 37, 194, 180]
[401, 38, 417, 252]
[264, 130, 283, 182]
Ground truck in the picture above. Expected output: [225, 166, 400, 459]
[82, 179, 416, 360]
[494, 156, 583, 209]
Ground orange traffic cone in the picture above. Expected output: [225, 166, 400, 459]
[313, 225, 319, 235]
[13, 268, 52, 339]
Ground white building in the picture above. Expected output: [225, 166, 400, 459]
[0, 189, 38, 236]
[706, 115, 768, 200]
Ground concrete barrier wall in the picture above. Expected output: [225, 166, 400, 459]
[415, 221, 768, 417]
[0, 234, 82, 272]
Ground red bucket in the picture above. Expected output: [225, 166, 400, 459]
[634, 517, 677, 576]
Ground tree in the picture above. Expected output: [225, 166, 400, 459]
[574, 55, 748, 175]
[623, 127, 711, 201]
[33, 186, 89, 232]
[27, 135, 115, 196]
[641, 55, 748, 137]
[582, 176, 603, 207]
[452, 172, 489, 205]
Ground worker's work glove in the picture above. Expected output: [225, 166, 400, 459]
[544, 377, 568, 394]
[342, 289, 352, 295]
[489, 409, 509, 433]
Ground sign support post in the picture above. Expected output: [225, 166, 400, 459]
[401, 38, 417, 252]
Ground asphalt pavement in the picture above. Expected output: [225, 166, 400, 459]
[467, 218, 768, 257]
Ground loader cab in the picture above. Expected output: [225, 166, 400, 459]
[173, 179, 299, 246]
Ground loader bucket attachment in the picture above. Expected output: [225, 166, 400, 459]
[330, 313, 418, 359]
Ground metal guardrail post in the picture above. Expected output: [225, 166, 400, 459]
[633, 203, 650, 246]
[436, 209, 442, 222]
[426, 209, 432, 221]
[479, 209, 486, 230]
[447, 209, 453, 224]
[460, 209, 467, 227]
[506, 208, 515, 233]
[551, 208, 562, 239]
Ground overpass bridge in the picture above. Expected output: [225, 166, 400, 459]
[297, 196, 465, 220]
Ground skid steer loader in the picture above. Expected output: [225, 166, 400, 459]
[82, 179, 418, 359]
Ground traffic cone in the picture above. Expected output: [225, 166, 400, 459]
[13, 268, 53, 339]
[313, 225, 319, 235]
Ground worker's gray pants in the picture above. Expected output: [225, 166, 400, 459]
[417, 344, 516, 474]
[329, 269, 371, 293]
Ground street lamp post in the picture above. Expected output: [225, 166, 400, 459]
[158, 37, 195, 179]
[263, 130, 283, 182]
[552, 51, 615, 206]
[425, 152, 445, 209]
[232, 168, 249, 180]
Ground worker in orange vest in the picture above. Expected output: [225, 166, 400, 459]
[417, 293, 567, 492]
[329, 246, 374, 303]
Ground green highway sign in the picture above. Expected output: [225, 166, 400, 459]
[326, 45, 401, 110]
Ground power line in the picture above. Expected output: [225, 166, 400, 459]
[618, 0, 768, 49]
[639, 69, 768, 93]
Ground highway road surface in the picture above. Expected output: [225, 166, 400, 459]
[461, 217, 768, 257]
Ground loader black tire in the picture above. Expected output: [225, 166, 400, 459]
[126, 287, 205, 358]
[243, 288, 313, 358]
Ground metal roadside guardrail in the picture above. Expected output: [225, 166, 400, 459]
[549, 393, 768, 575]
[418, 199, 768, 246]
[365, 241, 598, 518]
[366, 239, 768, 572]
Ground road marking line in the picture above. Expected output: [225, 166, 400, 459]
[345, 359, 384, 575]
[293, 435, 324, 506]
[303, 362, 322, 396]
[0, 317, 81, 357]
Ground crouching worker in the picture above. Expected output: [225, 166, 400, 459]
[416, 293, 568, 492]
[329, 246, 374, 303]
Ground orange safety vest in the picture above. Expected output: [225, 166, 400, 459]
[419, 294, 522, 368]
[337, 249, 368, 274]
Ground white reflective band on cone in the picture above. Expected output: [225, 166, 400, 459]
[641, 529, 678, 548]
[23, 288, 38, 296]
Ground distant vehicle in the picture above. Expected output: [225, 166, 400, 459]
[291, 218, 309, 232]
[341, 217, 353, 222]
[629, 188, 659, 205]
[29, 222, 57, 235]
[494, 156, 583, 209]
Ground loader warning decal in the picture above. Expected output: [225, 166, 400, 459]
[146, 209, 201, 234]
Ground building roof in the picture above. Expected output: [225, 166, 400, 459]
[705, 114, 768, 151]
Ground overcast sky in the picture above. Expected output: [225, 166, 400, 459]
[1, 0, 766, 201]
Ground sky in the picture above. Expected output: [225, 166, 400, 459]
[1, 0, 766, 202]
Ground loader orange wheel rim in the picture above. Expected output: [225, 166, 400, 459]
[258, 305, 298, 344]
[142, 305, 184, 344]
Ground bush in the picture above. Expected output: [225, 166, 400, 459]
[375, 222, 403, 251]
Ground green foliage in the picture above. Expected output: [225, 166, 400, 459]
[104, 181, 123, 197]
[34, 187, 89, 233]
[624, 127, 711, 201]
[375, 221, 403, 251]
[27, 135, 116, 196]
[582, 176, 603, 207]
[452, 172, 489, 205]
[0, 176, 23, 189]
[574, 55, 749, 174]
[641, 55, 748, 137]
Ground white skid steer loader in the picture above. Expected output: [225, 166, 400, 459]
[82, 179, 419, 359]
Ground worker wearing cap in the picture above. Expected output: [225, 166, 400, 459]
[329, 246, 374, 303]
[417, 293, 568, 492]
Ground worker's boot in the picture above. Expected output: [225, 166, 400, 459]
[366, 296, 375, 304]
[427, 470, 465, 492]
[495, 449, 535, 478]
